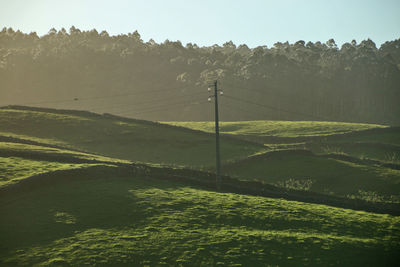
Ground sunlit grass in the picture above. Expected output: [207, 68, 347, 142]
[223, 151, 400, 200]
[0, 131, 68, 147]
[0, 156, 98, 187]
[0, 108, 264, 168]
[164, 120, 399, 166]
[0, 107, 399, 265]
[1, 175, 398, 266]
[308, 141, 400, 163]
[0, 140, 130, 188]
[163, 120, 386, 138]
[0, 142, 130, 164]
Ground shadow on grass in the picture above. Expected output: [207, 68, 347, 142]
[0, 166, 399, 266]
[0, 167, 183, 253]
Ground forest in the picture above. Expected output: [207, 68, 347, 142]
[0, 27, 399, 124]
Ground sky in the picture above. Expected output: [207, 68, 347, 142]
[1, 0, 399, 48]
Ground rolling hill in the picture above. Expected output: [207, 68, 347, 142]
[0, 106, 264, 168]
[164, 120, 400, 202]
[1, 106, 399, 266]
[163, 120, 387, 139]
[164, 120, 400, 163]
[222, 149, 400, 202]
[2, 106, 399, 201]
[1, 165, 399, 266]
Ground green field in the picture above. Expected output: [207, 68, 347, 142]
[0, 141, 130, 164]
[0, 140, 129, 187]
[223, 150, 400, 202]
[1, 106, 400, 266]
[163, 120, 400, 164]
[1, 106, 399, 201]
[0, 156, 99, 187]
[165, 120, 400, 201]
[305, 128, 400, 164]
[0, 108, 264, 168]
[1, 168, 399, 266]
[163, 120, 387, 138]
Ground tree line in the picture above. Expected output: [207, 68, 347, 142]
[0, 27, 399, 124]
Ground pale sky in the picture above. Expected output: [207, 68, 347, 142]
[1, 0, 399, 47]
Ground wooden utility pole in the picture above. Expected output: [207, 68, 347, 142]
[213, 80, 221, 189]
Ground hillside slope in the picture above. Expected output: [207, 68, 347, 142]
[1, 107, 399, 265]
[223, 150, 400, 202]
[163, 120, 387, 139]
[0, 140, 129, 188]
[165, 120, 400, 202]
[3, 106, 399, 203]
[0, 106, 264, 168]
[1, 167, 399, 266]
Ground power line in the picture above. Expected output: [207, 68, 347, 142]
[89, 90, 205, 113]
[4, 84, 207, 118]
[113, 99, 208, 117]
[136, 100, 208, 115]
[221, 101, 264, 118]
[223, 94, 333, 121]
[12, 85, 200, 106]
[218, 80, 344, 115]
[109, 94, 208, 115]
[90, 92, 205, 115]
[133, 99, 206, 115]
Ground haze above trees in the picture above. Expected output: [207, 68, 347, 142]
[1, 27, 399, 124]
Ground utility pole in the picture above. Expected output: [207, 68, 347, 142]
[208, 80, 222, 189]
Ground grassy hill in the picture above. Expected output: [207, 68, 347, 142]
[307, 128, 400, 164]
[0, 140, 127, 188]
[1, 106, 400, 265]
[222, 150, 400, 203]
[163, 120, 387, 138]
[1, 106, 399, 201]
[1, 166, 399, 266]
[164, 120, 400, 163]
[163, 120, 400, 202]
[0, 106, 264, 168]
